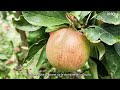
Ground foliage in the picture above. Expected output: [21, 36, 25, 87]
[0, 11, 120, 79]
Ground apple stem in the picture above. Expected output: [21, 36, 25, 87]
[65, 12, 82, 30]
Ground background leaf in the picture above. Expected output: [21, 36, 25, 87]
[92, 42, 105, 60]
[0, 64, 10, 79]
[95, 11, 120, 25]
[45, 24, 68, 33]
[104, 45, 120, 79]
[114, 43, 120, 56]
[88, 58, 98, 79]
[27, 27, 47, 46]
[83, 26, 101, 43]
[22, 11, 69, 27]
[100, 32, 117, 45]
[24, 38, 48, 63]
[89, 43, 99, 59]
[13, 15, 41, 31]
[91, 57, 109, 79]
[83, 25, 119, 45]
[36, 45, 48, 68]
[101, 24, 120, 41]
[0, 54, 8, 60]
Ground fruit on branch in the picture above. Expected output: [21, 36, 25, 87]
[46, 27, 90, 71]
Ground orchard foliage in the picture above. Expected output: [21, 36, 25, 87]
[0, 11, 120, 79]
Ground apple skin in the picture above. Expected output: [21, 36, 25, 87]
[46, 28, 90, 71]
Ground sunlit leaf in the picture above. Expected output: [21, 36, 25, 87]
[22, 11, 69, 27]
[95, 11, 120, 25]
[100, 32, 117, 45]
[83, 25, 118, 45]
[13, 15, 41, 31]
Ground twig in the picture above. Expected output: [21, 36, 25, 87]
[15, 11, 28, 62]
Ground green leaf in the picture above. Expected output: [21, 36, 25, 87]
[0, 64, 10, 71]
[114, 43, 120, 56]
[13, 15, 41, 31]
[36, 45, 48, 67]
[24, 38, 48, 63]
[104, 45, 120, 79]
[27, 27, 47, 46]
[22, 11, 69, 27]
[0, 54, 8, 60]
[0, 11, 7, 19]
[101, 24, 120, 41]
[95, 11, 120, 25]
[83, 26, 102, 43]
[89, 57, 109, 79]
[88, 58, 98, 79]
[0, 64, 10, 78]
[92, 42, 105, 60]
[89, 43, 99, 59]
[25, 51, 41, 79]
[83, 25, 118, 45]
[45, 24, 68, 32]
[100, 32, 117, 45]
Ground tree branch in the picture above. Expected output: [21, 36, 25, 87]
[15, 11, 28, 62]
